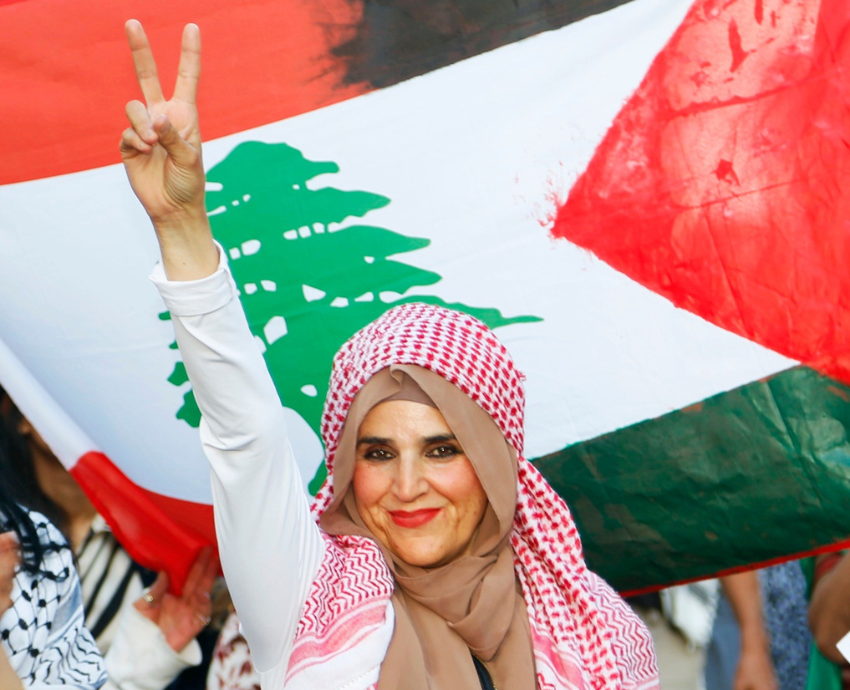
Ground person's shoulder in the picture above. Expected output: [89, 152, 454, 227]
[289, 535, 394, 689]
[297, 533, 394, 633]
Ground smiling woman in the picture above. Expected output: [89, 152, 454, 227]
[121, 19, 658, 690]
[352, 399, 488, 568]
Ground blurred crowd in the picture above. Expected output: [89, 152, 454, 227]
[630, 558, 850, 690]
[0, 387, 259, 690]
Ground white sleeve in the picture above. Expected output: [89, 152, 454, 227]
[103, 606, 200, 690]
[150, 247, 325, 674]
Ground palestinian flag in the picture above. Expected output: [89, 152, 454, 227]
[1, 0, 848, 593]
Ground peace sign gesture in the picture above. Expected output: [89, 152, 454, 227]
[121, 20, 218, 281]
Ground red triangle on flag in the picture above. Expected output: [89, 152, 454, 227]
[553, 0, 850, 383]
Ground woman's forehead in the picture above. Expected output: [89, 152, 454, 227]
[357, 400, 454, 440]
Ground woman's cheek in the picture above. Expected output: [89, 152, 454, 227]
[353, 462, 388, 510]
[434, 459, 486, 507]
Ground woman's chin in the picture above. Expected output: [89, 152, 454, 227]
[387, 537, 464, 569]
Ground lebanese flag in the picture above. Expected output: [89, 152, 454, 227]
[1, 0, 845, 593]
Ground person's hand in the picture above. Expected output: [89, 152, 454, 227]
[0, 532, 20, 617]
[134, 546, 217, 652]
[121, 19, 204, 225]
[120, 20, 218, 280]
[732, 643, 778, 690]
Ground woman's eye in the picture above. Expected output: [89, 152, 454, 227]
[364, 448, 394, 461]
[427, 445, 462, 459]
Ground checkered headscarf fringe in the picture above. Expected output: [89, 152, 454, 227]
[310, 303, 658, 690]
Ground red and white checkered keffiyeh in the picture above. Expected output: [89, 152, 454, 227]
[301, 303, 658, 690]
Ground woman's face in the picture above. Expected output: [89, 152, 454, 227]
[352, 400, 488, 568]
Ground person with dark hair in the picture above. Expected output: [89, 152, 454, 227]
[0, 390, 218, 690]
[0, 395, 144, 646]
[0, 470, 107, 688]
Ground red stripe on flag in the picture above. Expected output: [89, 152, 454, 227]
[553, 0, 850, 383]
[0, 0, 368, 185]
[140, 487, 215, 546]
[70, 451, 216, 593]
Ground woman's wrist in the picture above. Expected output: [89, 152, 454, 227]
[154, 212, 219, 281]
[738, 625, 771, 653]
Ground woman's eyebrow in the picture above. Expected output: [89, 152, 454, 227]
[356, 433, 458, 445]
[424, 434, 457, 444]
[357, 436, 390, 445]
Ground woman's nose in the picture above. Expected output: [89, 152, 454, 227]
[394, 455, 427, 502]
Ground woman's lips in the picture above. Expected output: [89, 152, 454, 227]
[388, 508, 441, 528]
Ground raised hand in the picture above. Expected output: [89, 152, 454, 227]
[134, 546, 218, 652]
[121, 20, 218, 281]
[0, 532, 20, 617]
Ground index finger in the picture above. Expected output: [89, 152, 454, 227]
[173, 23, 201, 105]
[182, 545, 214, 599]
[197, 547, 218, 593]
[125, 19, 165, 105]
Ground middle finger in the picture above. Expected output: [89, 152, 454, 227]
[173, 23, 201, 105]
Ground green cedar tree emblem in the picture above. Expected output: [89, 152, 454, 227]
[162, 141, 541, 493]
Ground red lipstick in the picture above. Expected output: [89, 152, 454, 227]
[388, 508, 441, 528]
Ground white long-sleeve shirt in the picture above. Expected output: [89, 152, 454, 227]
[151, 251, 326, 686]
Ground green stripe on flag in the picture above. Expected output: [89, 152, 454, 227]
[533, 366, 850, 593]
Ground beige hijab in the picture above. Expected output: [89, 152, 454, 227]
[320, 364, 537, 689]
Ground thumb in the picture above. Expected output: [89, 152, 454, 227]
[153, 114, 198, 167]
